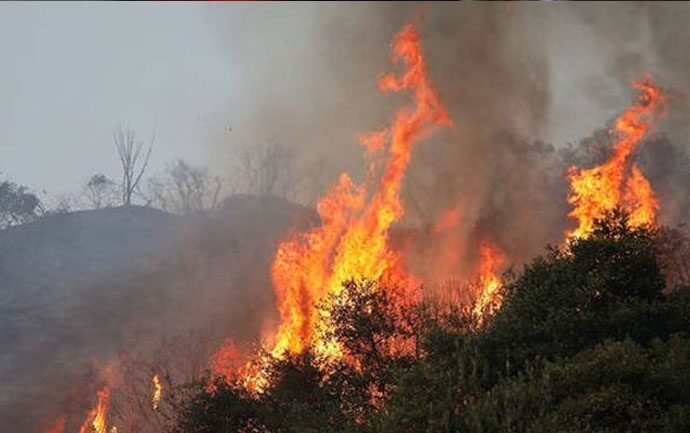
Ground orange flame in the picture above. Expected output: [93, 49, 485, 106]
[77, 364, 116, 433]
[210, 337, 242, 380]
[267, 22, 451, 362]
[625, 164, 660, 228]
[567, 77, 665, 238]
[78, 388, 111, 433]
[151, 374, 162, 411]
[210, 338, 270, 392]
[472, 240, 506, 320]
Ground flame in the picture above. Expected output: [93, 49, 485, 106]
[77, 364, 116, 433]
[472, 240, 506, 320]
[210, 337, 242, 379]
[625, 164, 660, 227]
[78, 388, 111, 433]
[210, 338, 270, 392]
[43, 416, 65, 433]
[151, 374, 162, 411]
[567, 78, 665, 238]
[265, 22, 451, 363]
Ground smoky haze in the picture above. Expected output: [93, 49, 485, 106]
[206, 2, 690, 272]
[2, 2, 690, 432]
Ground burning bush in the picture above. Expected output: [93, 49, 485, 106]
[171, 280, 425, 432]
[170, 210, 690, 433]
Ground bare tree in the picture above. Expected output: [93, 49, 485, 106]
[114, 126, 153, 207]
[83, 174, 117, 209]
[47, 194, 73, 215]
[233, 141, 301, 200]
[148, 160, 224, 215]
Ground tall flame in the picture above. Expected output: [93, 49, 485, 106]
[268, 22, 451, 360]
[567, 78, 665, 238]
[472, 239, 506, 320]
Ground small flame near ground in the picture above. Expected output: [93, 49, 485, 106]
[210, 338, 271, 392]
[151, 374, 162, 411]
[567, 78, 666, 239]
[73, 364, 117, 433]
[78, 387, 111, 433]
[44, 365, 118, 433]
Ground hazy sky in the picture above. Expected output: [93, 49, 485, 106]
[0, 3, 237, 198]
[2, 2, 681, 203]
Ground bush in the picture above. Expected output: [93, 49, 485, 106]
[172, 210, 690, 433]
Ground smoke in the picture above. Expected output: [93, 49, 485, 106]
[201, 2, 690, 274]
[7, 3, 690, 431]
[202, 3, 552, 273]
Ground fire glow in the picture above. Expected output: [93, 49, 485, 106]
[267, 22, 452, 361]
[151, 374, 162, 411]
[567, 78, 665, 239]
[472, 240, 507, 320]
[78, 388, 112, 433]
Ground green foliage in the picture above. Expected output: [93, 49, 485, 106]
[0, 178, 42, 228]
[464, 337, 690, 433]
[171, 210, 690, 433]
[261, 352, 345, 433]
[323, 280, 421, 412]
[475, 210, 672, 380]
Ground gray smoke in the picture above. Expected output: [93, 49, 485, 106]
[5, 3, 690, 431]
[202, 2, 690, 273]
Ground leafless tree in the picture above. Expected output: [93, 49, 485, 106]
[48, 194, 73, 215]
[114, 126, 153, 207]
[233, 141, 301, 200]
[103, 330, 223, 433]
[83, 174, 117, 209]
[148, 160, 224, 215]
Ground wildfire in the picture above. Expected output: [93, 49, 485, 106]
[78, 388, 111, 433]
[74, 364, 118, 433]
[566, 77, 665, 238]
[151, 374, 162, 411]
[210, 338, 270, 392]
[472, 240, 506, 320]
[266, 22, 451, 362]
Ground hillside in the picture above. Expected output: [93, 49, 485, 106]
[0, 196, 315, 433]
